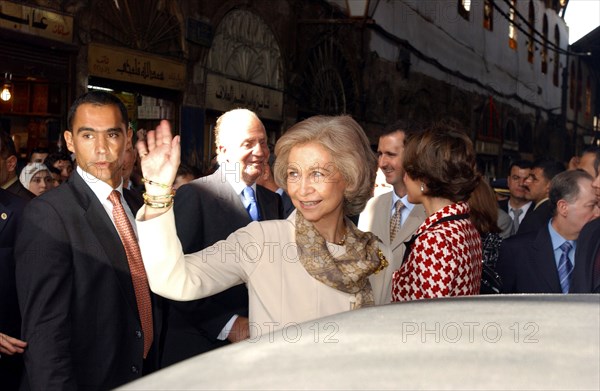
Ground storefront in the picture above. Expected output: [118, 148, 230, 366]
[86, 43, 186, 135]
[0, 0, 75, 156]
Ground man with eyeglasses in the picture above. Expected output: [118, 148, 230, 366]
[499, 160, 533, 236]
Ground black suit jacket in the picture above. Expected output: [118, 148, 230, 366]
[15, 172, 162, 391]
[5, 178, 35, 200]
[498, 199, 534, 217]
[279, 189, 295, 218]
[161, 167, 283, 366]
[571, 219, 600, 293]
[497, 226, 562, 293]
[517, 199, 551, 235]
[0, 189, 28, 390]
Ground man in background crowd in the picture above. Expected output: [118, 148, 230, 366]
[571, 149, 600, 293]
[1, 132, 34, 200]
[518, 158, 565, 234]
[498, 160, 533, 235]
[162, 108, 283, 367]
[358, 120, 426, 304]
[497, 170, 597, 293]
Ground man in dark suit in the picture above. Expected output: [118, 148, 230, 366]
[571, 154, 600, 294]
[0, 132, 35, 200]
[0, 188, 28, 390]
[571, 219, 600, 293]
[161, 108, 283, 367]
[257, 154, 295, 218]
[498, 160, 533, 235]
[517, 158, 565, 234]
[15, 91, 162, 390]
[497, 170, 597, 293]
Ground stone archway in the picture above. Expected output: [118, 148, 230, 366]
[299, 37, 357, 116]
[90, 0, 184, 58]
[206, 9, 283, 90]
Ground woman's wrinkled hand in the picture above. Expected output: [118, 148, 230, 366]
[136, 120, 180, 196]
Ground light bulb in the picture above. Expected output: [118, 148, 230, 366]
[0, 85, 11, 101]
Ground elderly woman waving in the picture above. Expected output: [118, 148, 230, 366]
[136, 116, 387, 338]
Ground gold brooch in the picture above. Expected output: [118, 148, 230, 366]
[373, 248, 389, 274]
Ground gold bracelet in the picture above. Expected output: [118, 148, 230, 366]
[143, 191, 175, 202]
[141, 177, 172, 189]
[144, 199, 173, 209]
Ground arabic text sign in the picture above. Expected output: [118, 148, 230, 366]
[205, 73, 283, 121]
[88, 43, 186, 91]
[0, 0, 73, 43]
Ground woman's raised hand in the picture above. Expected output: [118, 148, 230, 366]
[136, 120, 180, 196]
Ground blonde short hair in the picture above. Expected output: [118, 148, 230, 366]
[274, 115, 376, 216]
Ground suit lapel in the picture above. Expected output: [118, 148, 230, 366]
[69, 174, 139, 315]
[371, 193, 393, 244]
[531, 228, 561, 292]
[391, 204, 427, 250]
[211, 169, 252, 224]
[524, 203, 535, 218]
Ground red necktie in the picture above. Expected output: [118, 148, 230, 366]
[108, 190, 153, 358]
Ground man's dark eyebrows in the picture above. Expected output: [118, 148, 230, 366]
[75, 126, 124, 134]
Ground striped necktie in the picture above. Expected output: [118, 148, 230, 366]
[557, 241, 574, 294]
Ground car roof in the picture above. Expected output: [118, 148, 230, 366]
[120, 294, 599, 390]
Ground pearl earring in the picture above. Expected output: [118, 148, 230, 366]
[420, 183, 424, 192]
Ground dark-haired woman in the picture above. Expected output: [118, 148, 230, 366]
[391, 124, 482, 301]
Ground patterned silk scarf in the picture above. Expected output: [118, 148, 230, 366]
[295, 211, 388, 308]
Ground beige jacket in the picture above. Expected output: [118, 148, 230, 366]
[137, 209, 358, 337]
[358, 192, 427, 305]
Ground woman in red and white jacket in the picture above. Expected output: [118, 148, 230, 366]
[391, 123, 482, 301]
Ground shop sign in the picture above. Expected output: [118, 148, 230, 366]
[0, 0, 73, 43]
[206, 73, 283, 121]
[88, 43, 186, 91]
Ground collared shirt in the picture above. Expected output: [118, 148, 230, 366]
[219, 162, 258, 208]
[548, 220, 577, 269]
[508, 201, 532, 224]
[1, 175, 18, 190]
[391, 191, 415, 227]
[76, 166, 137, 237]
